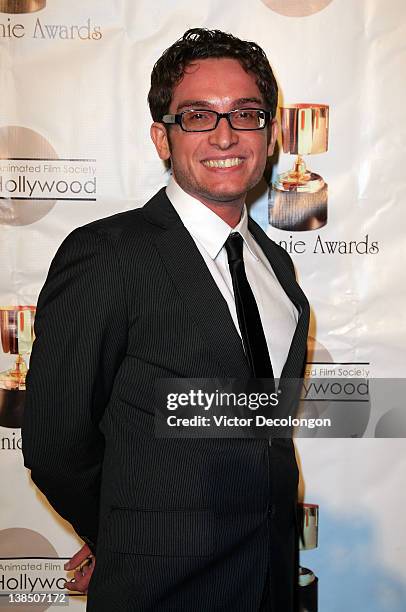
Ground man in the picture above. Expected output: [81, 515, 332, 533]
[22, 28, 309, 611]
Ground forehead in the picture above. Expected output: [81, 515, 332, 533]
[170, 57, 262, 110]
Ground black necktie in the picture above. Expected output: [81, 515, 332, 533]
[225, 232, 274, 379]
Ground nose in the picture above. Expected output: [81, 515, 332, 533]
[208, 116, 238, 149]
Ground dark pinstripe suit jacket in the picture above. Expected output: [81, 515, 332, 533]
[22, 188, 309, 612]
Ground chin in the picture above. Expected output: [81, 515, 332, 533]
[203, 181, 260, 202]
[201, 189, 246, 203]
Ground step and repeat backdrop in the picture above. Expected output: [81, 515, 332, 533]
[0, 1, 405, 610]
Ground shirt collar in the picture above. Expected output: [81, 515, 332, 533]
[166, 176, 258, 261]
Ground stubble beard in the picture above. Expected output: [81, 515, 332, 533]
[171, 161, 263, 206]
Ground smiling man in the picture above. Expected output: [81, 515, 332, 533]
[22, 29, 309, 611]
[151, 56, 277, 227]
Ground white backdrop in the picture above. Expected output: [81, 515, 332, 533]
[0, 1, 405, 610]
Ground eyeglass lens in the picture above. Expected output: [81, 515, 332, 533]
[182, 109, 266, 131]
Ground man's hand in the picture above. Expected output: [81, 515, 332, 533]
[64, 544, 95, 593]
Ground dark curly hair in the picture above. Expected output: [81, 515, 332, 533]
[148, 28, 278, 122]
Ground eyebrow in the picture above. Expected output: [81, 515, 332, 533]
[176, 97, 264, 112]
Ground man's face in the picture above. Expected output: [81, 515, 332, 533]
[151, 57, 277, 209]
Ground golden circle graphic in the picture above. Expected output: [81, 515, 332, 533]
[261, 0, 333, 17]
[0, 126, 57, 226]
[0, 0, 46, 13]
[0, 528, 59, 611]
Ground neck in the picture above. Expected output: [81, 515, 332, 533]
[170, 176, 245, 227]
[197, 198, 244, 227]
[176, 184, 244, 227]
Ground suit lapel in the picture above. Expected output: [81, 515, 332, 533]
[143, 189, 309, 380]
[248, 218, 310, 379]
[143, 189, 250, 379]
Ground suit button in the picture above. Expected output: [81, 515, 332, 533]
[268, 504, 276, 518]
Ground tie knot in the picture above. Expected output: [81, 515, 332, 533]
[225, 232, 244, 263]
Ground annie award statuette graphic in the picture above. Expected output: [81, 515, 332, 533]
[298, 503, 319, 612]
[269, 104, 329, 231]
[0, 0, 46, 13]
[0, 306, 35, 428]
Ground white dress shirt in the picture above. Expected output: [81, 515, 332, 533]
[166, 177, 298, 379]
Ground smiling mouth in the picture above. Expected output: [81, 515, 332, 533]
[201, 157, 244, 168]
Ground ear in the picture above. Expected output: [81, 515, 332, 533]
[150, 122, 171, 160]
[267, 118, 278, 157]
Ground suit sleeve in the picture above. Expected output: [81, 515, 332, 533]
[22, 226, 128, 551]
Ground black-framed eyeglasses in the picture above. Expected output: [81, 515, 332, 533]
[161, 108, 271, 132]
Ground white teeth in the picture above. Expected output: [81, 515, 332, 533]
[202, 158, 243, 168]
